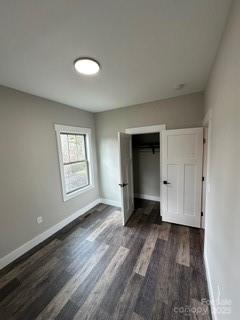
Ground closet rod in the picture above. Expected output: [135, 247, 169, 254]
[134, 144, 160, 154]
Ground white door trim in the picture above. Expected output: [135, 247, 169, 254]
[125, 124, 166, 213]
[203, 109, 213, 127]
[202, 109, 212, 231]
[125, 124, 166, 135]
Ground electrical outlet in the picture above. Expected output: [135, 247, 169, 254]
[37, 216, 43, 224]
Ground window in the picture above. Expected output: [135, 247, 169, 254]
[55, 125, 93, 201]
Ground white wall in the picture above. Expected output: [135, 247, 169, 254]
[0, 86, 99, 260]
[95, 92, 204, 203]
[204, 1, 239, 318]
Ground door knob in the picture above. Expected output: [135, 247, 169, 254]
[163, 180, 170, 185]
[119, 183, 128, 188]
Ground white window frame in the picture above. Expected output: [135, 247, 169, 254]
[55, 124, 94, 201]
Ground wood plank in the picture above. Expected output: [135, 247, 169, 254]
[0, 257, 59, 312]
[144, 203, 155, 216]
[66, 240, 102, 275]
[168, 264, 191, 314]
[73, 246, 129, 320]
[158, 222, 171, 241]
[131, 312, 145, 320]
[55, 300, 79, 320]
[2, 236, 89, 314]
[150, 301, 171, 320]
[86, 211, 121, 242]
[70, 245, 119, 308]
[87, 221, 110, 242]
[95, 203, 108, 212]
[86, 308, 111, 320]
[36, 243, 109, 320]
[0, 307, 15, 320]
[153, 227, 191, 317]
[0, 278, 21, 302]
[134, 224, 159, 276]
[16, 271, 72, 320]
[111, 273, 143, 320]
[189, 228, 209, 302]
[0, 239, 60, 289]
[153, 225, 179, 305]
[176, 226, 190, 267]
[100, 236, 144, 314]
[134, 239, 166, 319]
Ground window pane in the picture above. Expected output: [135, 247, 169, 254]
[76, 135, 86, 161]
[68, 135, 78, 162]
[64, 161, 89, 193]
[60, 134, 69, 163]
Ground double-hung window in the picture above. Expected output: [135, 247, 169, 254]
[55, 125, 93, 201]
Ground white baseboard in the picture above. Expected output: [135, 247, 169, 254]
[100, 198, 121, 208]
[0, 198, 101, 270]
[134, 193, 160, 202]
[204, 249, 216, 320]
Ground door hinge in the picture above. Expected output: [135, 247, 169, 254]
[203, 138, 206, 144]
[201, 212, 203, 216]
[202, 177, 205, 182]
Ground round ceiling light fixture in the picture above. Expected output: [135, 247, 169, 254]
[74, 58, 100, 75]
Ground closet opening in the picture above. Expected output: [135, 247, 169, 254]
[132, 133, 161, 222]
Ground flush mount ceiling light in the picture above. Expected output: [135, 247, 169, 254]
[74, 58, 100, 75]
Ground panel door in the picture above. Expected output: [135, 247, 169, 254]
[161, 128, 203, 227]
[118, 132, 134, 225]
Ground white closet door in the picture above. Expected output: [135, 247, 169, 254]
[118, 132, 134, 225]
[161, 128, 203, 228]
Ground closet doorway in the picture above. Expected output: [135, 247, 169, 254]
[132, 132, 160, 203]
[118, 125, 165, 225]
[132, 133, 161, 223]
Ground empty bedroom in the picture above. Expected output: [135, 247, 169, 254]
[0, 0, 239, 319]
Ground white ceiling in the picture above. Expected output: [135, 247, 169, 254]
[0, 0, 232, 112]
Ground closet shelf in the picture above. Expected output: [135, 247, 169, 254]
[134, 144, 160, 154]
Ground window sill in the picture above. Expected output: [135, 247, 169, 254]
[63, 184, 95, 202]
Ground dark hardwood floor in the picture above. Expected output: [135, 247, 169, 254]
[0, 199, 211, 320]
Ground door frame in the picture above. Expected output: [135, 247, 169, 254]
[202, 109, 212, 229]
[124, 124, 166, 218]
